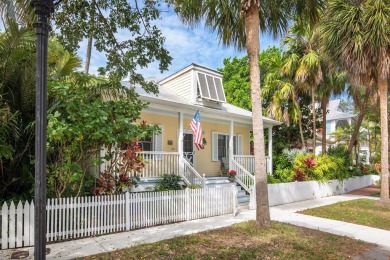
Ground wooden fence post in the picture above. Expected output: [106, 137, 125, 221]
[186, 188, 190, 221]
[125, 192, 130, 231]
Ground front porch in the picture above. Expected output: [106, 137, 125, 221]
[132, 151, 271, 202]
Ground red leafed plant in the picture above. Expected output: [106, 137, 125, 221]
[293, 168, 306, 182]
[303, 156, 317, 168]
[93, 139, 143, 195]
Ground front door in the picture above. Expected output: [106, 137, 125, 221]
[183, 133, 195, 166]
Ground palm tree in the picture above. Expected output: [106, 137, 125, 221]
[282, 23, 323, 153]
[262, 58, 306, 148]
[169, 0, 324, 226]
[320, 0, 390, 203]
[317, 70, 346, 152]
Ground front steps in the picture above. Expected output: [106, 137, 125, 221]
[205, 177, 250, 206]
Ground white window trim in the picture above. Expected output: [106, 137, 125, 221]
[211, 132, 243, 161]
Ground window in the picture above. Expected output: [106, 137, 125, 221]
[197, 72, 226, 102]
[212, 132, 243, 161]
[140, 136, 153, 151]
[336, 119, 348, 129]
[139, 126, 163, 152]
[218, 135, 228, 160]
[326, 121, 331, 135]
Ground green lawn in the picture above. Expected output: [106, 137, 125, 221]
[81, 221, 372, 259]
[299, 199, 390, 230]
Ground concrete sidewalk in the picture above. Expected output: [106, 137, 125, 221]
[1, 194, 389, 259]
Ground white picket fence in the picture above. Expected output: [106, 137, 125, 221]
[0, 186, 237, 249]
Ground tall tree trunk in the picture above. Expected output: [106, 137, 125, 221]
[378, 73, 389, 202]
[321, 97, 329, 153]
[298, 113, 305, 148]
[84, 34, 93, 74]
[244, 1, 271, 227]
[84, 0, 96, 74]
[293, 92, 305, 148]
[348, 87, 371, 152]
[311, 86, 316, 154]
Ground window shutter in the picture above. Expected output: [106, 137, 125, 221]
[238, 135, 243, 155]
[153, 125, 163, 152]
[212, 132, 218, 161]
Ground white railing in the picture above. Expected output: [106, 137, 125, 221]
[0, 187, 237, 249]
[136, 152, 180, 178]
[181, 158, 205, 187]
[233, 155, 271, 174]
[231, 160, 254, 193]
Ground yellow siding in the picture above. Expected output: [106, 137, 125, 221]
[139, 112, 251, 177]
[139, 112, 179, 152]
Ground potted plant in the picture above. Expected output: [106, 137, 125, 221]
[227, 169, 236, 182]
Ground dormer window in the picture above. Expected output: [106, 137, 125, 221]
[196, 72, 226, 103]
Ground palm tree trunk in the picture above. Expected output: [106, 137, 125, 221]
[84, 0, 96, 74]
[244, 1, 271, 227]
[293, 92, 305, 148]
[84, 34, 93, 74]
[348, 88, 370, 152]
[321, 97, 329, 153]
[311, 86, 316, 154]
[298, 113, 305, 148]
[378, 73, 389, 202]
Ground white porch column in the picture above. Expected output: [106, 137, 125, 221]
[229, 120, 234, 170]
[268, 127, 273, 175]
[178, 112, 184, 174]
[178, 112, 184, 156]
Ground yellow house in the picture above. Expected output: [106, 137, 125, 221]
[122, 64, 281, 194]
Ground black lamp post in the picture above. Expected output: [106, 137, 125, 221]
[30, 0, 54, 259]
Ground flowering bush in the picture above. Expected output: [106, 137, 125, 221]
[228, 169, 236, 178]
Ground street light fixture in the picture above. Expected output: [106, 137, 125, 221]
[30, 0, 54, 259]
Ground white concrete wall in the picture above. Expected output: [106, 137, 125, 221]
[265, 175, 380, 207]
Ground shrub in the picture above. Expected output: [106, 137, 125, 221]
[313, 154, 345, 181]
[293, 168, 306, 181]
[327, 145, 352, 169]
[282, 148, 307, 163]
[274, 153, 291, 170]
[274, 168, 294, 182]
[154, 174, 183, 191]
[267, 174, 281, 184]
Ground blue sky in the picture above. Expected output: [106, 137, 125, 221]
[76, 7, 281, 80]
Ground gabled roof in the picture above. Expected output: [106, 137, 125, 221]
[326, 99, 356, 121]
[121, 81, 281, 127]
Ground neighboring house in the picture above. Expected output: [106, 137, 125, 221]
[315, 99, 370, 163]
[118, 63, 281, 200]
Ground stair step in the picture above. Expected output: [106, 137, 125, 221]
[238, 196, 250, 204]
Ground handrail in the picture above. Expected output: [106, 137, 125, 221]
[232, 159, 254, 194]
[181, 157, 205, 187]
[233, 155, 270, 174]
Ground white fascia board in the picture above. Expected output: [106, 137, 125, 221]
[140, 95, 281, 127]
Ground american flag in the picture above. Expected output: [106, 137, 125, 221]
[190, 110, 204, 150]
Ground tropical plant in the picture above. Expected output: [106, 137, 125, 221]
[47, 74, 158, 198]
[154, 174, 183, 191]
[282, 22, 324, 153]
[320, 0, 390, 203]
[169, 0, 324, 227]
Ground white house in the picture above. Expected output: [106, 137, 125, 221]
[316, 99, 370, 163]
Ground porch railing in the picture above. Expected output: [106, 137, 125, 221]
[136, 152, 180, 178]
[181, 157, 205, 187]
[233, 155, 271, 174]
[231, 159, 254, 193]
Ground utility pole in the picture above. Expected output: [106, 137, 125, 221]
[31, 0, 54, 259]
